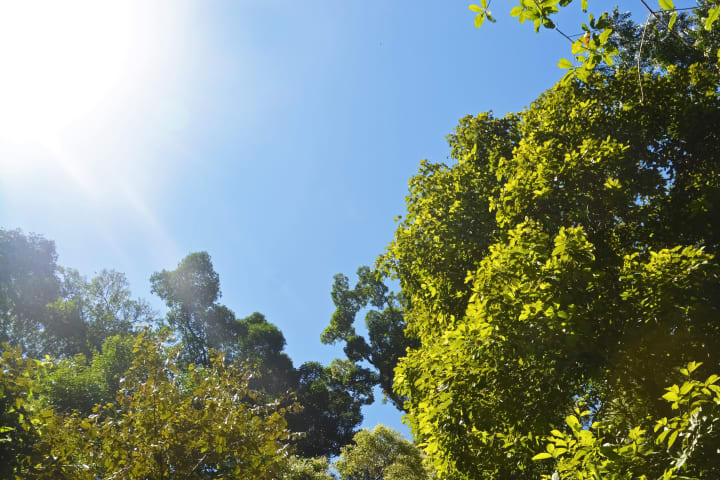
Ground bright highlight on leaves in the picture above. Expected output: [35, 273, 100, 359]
[468, 0, 720, 79]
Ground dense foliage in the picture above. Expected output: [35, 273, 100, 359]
[384, 50, 720, 480]
[0, 229, 382, 475]
[4, 3, 720, 478]
[1, 332, 293, 479]
[335, 425, 435, 480]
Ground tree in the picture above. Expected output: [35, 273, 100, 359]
[43, 269, 153, 358]
[334, 425, 435, 480]
[0, 229, 60, 356]
[151, 252, 240, 365]
[236, 312, 296, 395]
[41, 334, 135, 414]
[288, 360, 375, 458]
[467, 0, 720, 82]
[532, 362, 720, 479]
[0, 230, 152, 359]
[278, 456, 336, 480]
[22, 330, 292, 479]
[385, 63, 720, 478]
[0, 345, 54, 478]
[321, 266, 417, 410]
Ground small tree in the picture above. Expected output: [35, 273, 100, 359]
[335, 425, 435, 480]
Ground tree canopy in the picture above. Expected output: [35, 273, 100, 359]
[321, 266, 416, 410]
[385, 49, 720, 480]
[3, 3, 720, 478]
[335, 425, 435, 480]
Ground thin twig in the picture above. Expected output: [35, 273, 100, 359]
[638, 0, 696, 50]
[555, 26, 575, 42]
[639, 0, 664, 23]
[637, 14, 650, 104]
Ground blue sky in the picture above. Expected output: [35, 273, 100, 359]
[1, 0, 584, 435]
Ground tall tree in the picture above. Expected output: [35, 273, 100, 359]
[386, 63, 720, 478]
[44, 269, 153, 358]
[0, 229, 60, 356]
[150, 252, 240, 365]
[321, 266, 416, 410]
[289, 360, 375, 458]
[235, 312, 295, 395]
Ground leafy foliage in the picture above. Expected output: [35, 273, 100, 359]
[288, 360, 374, 458]
[0, 345, 53, 478]
[0, 229, 60, 356]
[278, 456, 336, 480]
[322, 266, 417, 409]
[387, 63, 720, 479]
[335, 425, 435, 480]
[533, 362, 720, 479]
[469, 0, 720, 82]
[16, 330, 292, 479]
[44, 268, 153, 358]
[235, 312, 296, 395]
[151, 252, 241, 365]
[41, 334, 135, 414]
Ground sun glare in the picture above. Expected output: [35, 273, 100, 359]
[0, 1, 133, 146]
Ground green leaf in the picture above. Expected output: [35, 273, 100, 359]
[706, 6, 720, 31]
[581, 0, 587, 12]
[668, 12, 678, 30]
[469, 4, 483, 12]
[475, 13, 486, 28]
[575, 67, 590, 82]
[598, 28, 611, 44]
[481, 0, 488, 9]
[558, 58, 573, 69]
[510, 6, 523, 17]
[532, 452, 553, 460]
[662, 391, 678, 402]
[566, 415, 581, 430]
[658, 0, 674, 11]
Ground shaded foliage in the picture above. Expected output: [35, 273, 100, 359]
[0, 229, 60, 356]
[151, 252, 240, 365]
[322, 266, 417, 410]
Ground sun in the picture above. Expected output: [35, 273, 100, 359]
[0, 1, 133, 146]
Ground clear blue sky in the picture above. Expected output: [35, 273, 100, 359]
[0, 0, 582, 435]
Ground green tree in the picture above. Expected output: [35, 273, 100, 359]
[532, 362, 720, 479]
[288, 360, 375, 458]
[44, 269, 153, 358]
[235, 312, 296, 395]
[41, 334, 135, 414]
[26, 330, 292, 479]
[151, 252, 240, 365]
[468, 0, 720, 81]
[0, 345, 55, 478]
[335, 425, 435, 480]
[0, 229, 60, 356]
[278, 456, 336, 480]
[385, 64, 720, 479]
[322, 266, 417, 409]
